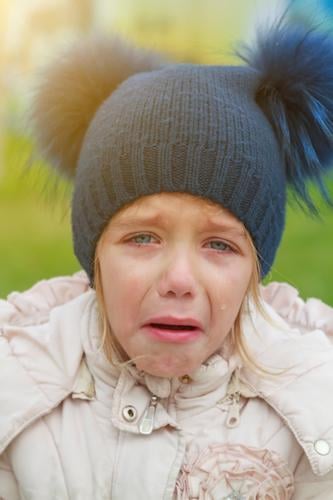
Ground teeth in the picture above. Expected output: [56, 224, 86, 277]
[151, 323, 195, 331]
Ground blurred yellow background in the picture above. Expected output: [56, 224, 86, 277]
[0, 0, 332, 303]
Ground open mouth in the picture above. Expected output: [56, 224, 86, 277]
[150, 323, 197, 331]
[145, 322, 201, 343]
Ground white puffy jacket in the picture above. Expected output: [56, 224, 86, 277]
[1, 273, 333, 499]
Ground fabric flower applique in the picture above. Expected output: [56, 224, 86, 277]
[174, 443, 294, 499]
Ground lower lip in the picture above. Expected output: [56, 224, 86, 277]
[143, 326, 201, 343]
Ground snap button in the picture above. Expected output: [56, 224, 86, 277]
[122, 405, 137, 422]
[314, 439, 331, 456]
[179, 374, 191, 384]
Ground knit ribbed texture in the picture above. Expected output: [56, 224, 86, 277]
[72, 64, 285, 281]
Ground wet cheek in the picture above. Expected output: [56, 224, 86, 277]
[213, 273, 249, 316]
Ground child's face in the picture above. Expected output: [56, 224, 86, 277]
[97, 193, 254, 378]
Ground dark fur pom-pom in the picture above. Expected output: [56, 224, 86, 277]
[238, 21, 333, 212]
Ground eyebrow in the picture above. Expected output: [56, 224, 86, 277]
[112, 214, 167, 229]
[204, 220, 246, 238]
[112, 213, 246, 238]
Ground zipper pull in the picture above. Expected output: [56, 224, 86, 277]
[139, 395, 158, 435]
[226, 393, 241, 429]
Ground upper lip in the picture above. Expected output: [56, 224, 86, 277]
[143, 316, 203, 330]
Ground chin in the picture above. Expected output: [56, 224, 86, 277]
[137, 355, 200, 379]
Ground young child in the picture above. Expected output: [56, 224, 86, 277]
[1, 19, 333, 499]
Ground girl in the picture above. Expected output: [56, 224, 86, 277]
[1, 19, 333, 499]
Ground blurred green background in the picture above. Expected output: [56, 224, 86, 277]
[0, 0, 332, 304]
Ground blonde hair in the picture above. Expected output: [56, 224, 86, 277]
[93, 202, 266, 372]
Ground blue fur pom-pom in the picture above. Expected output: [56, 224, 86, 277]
[239, 20, 333, 212]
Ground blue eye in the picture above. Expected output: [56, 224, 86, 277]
[130, 233, 155, 245]
[207, 240, 232, 252]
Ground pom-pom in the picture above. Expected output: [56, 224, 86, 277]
[30, 36, 165, 178]
[238, 20, 333, 211]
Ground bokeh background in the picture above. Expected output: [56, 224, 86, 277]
[0, 0, 332, 303]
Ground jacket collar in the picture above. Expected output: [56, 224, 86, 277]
[83, 300, 239, 434]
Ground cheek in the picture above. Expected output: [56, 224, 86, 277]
[100, 259, 148, 326]
[212, 266, 252, 321]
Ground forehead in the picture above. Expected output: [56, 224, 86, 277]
[111, 193, 244, 229]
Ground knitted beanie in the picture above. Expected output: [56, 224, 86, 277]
[31, 23, 333, 281]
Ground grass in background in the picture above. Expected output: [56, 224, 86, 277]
[267, 202, 333, 303]
[1, 131, 332, 304]
[0, 132, 80, 297]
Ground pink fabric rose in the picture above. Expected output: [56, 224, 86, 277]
[175, 443, 294, 499]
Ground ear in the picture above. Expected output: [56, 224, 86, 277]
[30, 35, 166, 178]
[238, 20, 333, 212]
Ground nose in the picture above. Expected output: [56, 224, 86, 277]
[156, 249, 197, 299]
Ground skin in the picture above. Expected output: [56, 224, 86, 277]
[97, 193, 254, 378]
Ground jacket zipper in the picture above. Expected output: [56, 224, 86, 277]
[219, 368, 243, 428]
[139, 395, 158, 435]
[225, 392, 241, 428]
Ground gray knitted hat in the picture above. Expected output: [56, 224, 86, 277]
[32, 23, 333, 282]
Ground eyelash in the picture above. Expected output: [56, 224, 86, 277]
[206, 240, 234, 253]
[127, 233, 236, 253]
[129, 233, 157, 245]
